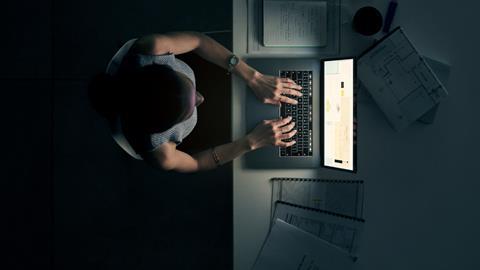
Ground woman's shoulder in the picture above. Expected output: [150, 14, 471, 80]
[130, 34, 174, 56]
[129, 35, 155, 55]
[116, 37, 176, 74]
[140, 141, 178, 170]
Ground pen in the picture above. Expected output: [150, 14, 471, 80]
[383, 0, 398, 33]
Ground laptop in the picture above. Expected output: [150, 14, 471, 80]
[244, 57, 356, 171]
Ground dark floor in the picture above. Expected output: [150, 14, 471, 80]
[2, 0, 233, 269]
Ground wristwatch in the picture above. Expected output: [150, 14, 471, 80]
[227, 54, 240, 73]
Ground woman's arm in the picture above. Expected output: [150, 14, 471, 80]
[136, 32, 246, 73]
[142, 138, 250, 173]
[141, 117, 296, 172]
[134, 31, 235, 69]
[133, 32, 303, 105]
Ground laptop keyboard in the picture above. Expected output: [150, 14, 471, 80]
[279, 70, 313, 157]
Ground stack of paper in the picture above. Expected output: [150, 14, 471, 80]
[358, 27, 448, 131]
[252, 178, 365, 270]
[253, 219, 355, 270]
[247, 0, 341, 55]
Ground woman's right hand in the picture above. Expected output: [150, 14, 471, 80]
[246, 116, 297, 151]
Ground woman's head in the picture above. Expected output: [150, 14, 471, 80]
[88, 64, 202, 133]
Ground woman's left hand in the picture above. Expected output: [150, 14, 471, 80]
[247, 71, 303, 105]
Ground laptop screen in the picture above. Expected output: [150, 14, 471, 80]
[322, 58, 356, 172]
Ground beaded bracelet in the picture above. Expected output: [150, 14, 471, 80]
[212, 147, 221, 166]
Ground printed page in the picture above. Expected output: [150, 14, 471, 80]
[357, 28, 448, 130]
[263, 0, 327, 47]
[252, 219, 355, 270]
[271, 178, 364, 219]
[273, 201, 364, 254]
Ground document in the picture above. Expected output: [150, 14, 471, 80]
[263, 0, 327, 47]
[357, 28, 448, 130]
[271, 178, 364, 219]
[273, 201, 364, 255]
[252, 219, 355, 270]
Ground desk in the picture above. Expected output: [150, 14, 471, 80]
[232, 0, 480, 269]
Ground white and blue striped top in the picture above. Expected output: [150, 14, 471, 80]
[106, 39, 198, 159]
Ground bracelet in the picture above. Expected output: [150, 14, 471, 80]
[212, 147, 221, 166]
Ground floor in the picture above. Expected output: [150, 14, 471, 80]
[2, 0, 233, 269]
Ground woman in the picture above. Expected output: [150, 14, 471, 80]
[89, 31, 302, 172]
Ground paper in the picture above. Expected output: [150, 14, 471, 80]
[252, 219, 355, 270]
[358, 28, 448, 131]
[273, 201, 364, 254]
[271, 178, 364, 219]
[263, 0, 327, 47]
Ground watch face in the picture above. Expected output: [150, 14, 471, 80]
[230, 55, 239, 65]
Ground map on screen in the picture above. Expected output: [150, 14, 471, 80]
[323, 59, 355, 171]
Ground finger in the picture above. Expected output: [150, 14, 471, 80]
[281, 78, 296, 84]
[277, 140, 296, 148]
[279, 129, 297, 140]
[264, 98, 282, 106]
[284, 82, 303, 91]
[277, 95, 298, 105]
[280, 121, 295, 133]
[282, 88, 302, 97]
[281, 78, 302, 90]
[262, 119, 273, 125]
[273, 116, 292, 127]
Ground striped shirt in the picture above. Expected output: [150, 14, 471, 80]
[106, 39, 198, 159]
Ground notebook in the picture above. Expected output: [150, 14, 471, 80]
[272, 201, 364, 255]
[271, 177, 365, 219]
[252, 219, 356, 270]
[263, 0, 328, 47]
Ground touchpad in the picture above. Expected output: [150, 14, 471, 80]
[245, 88, 280, 132]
